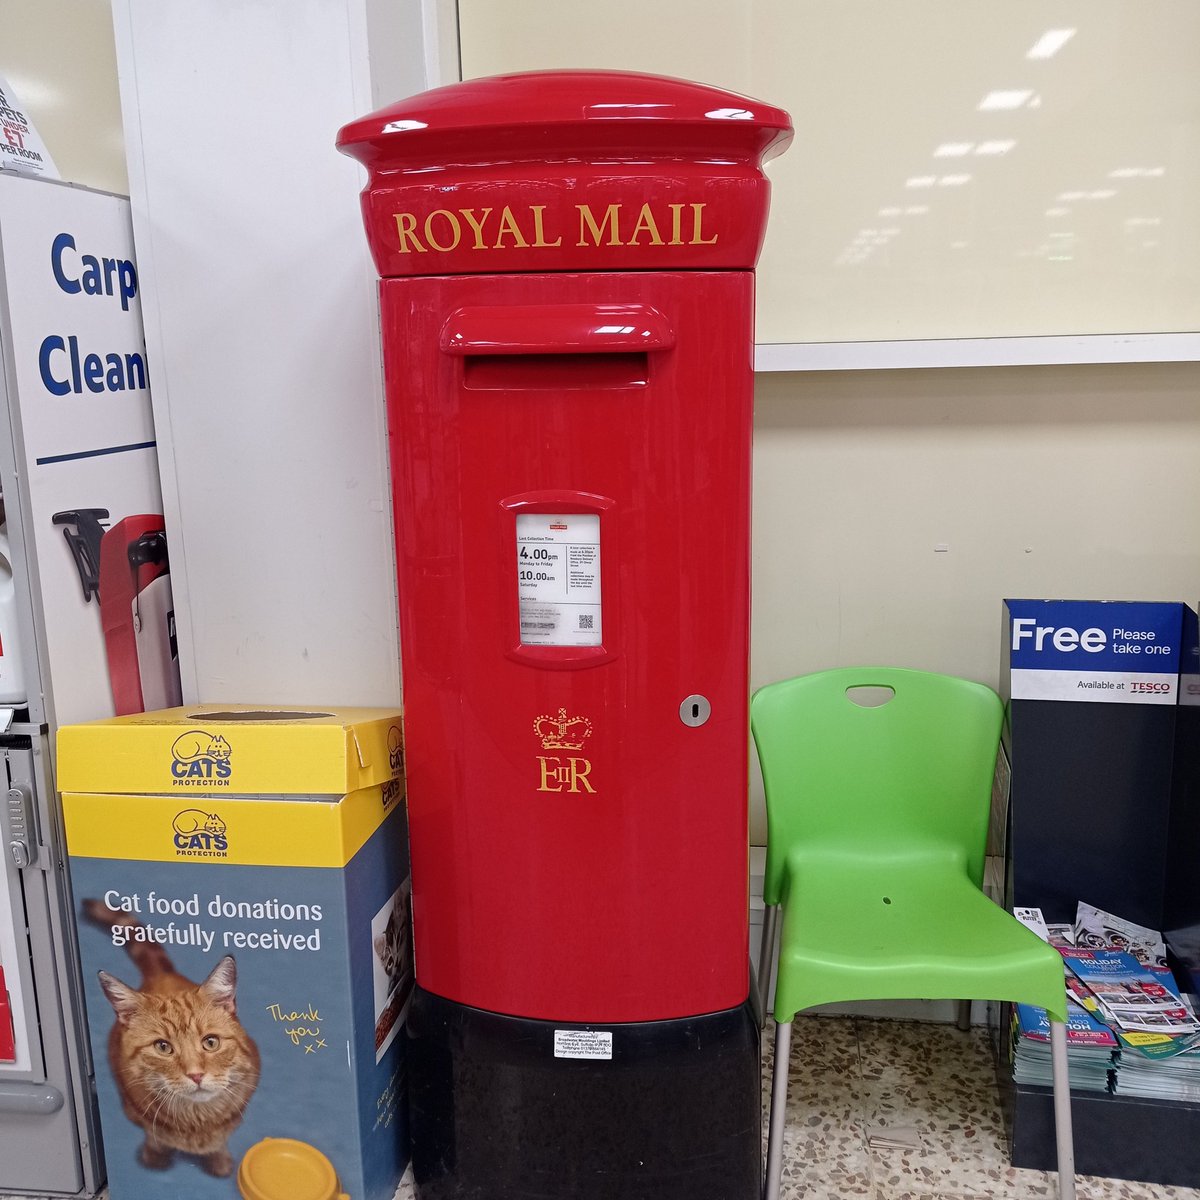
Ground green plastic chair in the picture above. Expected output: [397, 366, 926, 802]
[751, 667, 1075, 1200]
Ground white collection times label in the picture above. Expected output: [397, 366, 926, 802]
[553, 1029, 613, 1060]
[515, 513, 602, 646]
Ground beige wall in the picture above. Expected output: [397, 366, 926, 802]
[0, 0, 126, 194]
[749, 361, 1200, 839]
[753, 361, 1200, 685]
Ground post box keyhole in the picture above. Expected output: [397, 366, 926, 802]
[679, 695, 711, 728]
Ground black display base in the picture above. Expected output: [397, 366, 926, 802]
[1007, 699, 1179, 929]
[1001, 1076, 1200, 1187]
[407, 986, 761, 1200]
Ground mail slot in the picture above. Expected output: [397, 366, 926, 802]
[339, 69, 791, 1200]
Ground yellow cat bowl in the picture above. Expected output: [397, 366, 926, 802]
[238, 1137, 349, 1200]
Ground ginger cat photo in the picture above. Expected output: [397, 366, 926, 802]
[83, 899, 261, 1178]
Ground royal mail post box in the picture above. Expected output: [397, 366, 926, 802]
[339, 70, 791, 1200]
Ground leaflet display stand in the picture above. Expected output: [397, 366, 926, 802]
[997, 599, 1200, 1187]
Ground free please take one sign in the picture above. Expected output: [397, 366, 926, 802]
[1006, 600, 1192, 703]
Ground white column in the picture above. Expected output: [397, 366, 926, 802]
[109, 0, 458, 706]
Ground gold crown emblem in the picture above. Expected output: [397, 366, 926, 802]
[534, 708, 593, 751]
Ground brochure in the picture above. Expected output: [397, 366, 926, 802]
[1075, 901, 1167, 969]
[1013, 1000, 1117, 1049]
[1061, 949, 1200, 1036]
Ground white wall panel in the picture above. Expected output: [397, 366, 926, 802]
[111, 1, 454, 707]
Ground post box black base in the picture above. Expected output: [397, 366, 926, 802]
[407, 985, 761, 1200]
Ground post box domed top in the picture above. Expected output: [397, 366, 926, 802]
[337, 70, 792, 170]
[337, 70, 793, 278]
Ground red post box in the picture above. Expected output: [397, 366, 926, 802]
[339, 70, 791, 1200]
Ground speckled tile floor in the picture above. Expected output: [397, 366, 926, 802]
[759, 1015, 1200, 1200]
[6, 1015, 1200, 1199]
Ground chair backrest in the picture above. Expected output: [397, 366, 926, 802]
[751, 667, 1004, 906]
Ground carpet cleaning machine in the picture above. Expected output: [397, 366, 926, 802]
[53, 507, 181, 714]
[340, 70, 792, 1199]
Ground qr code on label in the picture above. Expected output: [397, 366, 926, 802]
[579, 614, 594, 630]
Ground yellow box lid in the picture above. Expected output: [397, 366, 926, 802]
[57, 704, 405, 796]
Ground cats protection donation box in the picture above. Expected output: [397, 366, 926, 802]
[58, 705, 412, 1200]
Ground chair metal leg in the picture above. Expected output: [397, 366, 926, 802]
[758, 904, 779, 1015]
[1049, 1018, 1077, 1200]
[764, 1018, 791, 1200]
[956, 998, 972, 1031]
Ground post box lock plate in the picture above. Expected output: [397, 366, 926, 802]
[679, 695, 711, 728]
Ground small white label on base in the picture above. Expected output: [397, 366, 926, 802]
[553, 1029, 613, 1060]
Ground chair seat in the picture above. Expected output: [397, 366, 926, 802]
[774, 852, 1067, 1023]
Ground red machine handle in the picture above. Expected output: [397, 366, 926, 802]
[440, 303, 675, 356]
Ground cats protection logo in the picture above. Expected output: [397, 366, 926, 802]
[170, 729, 233, 787]
[387, 724, 404, 775]
[171, 809, 229, 858]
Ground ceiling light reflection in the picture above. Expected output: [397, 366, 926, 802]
[978, 89, 1034, 111]
[1026, 29, 1076, 59]
[0, 76, 62, 109]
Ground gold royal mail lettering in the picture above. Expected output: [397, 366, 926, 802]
[391, 202, 718, 253]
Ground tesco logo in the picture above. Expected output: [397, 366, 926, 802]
[1011, 619, 1105, 653]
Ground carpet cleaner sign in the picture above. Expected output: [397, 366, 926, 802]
[0, 173, 167, 727]
[1005, 600, 1186, 704]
